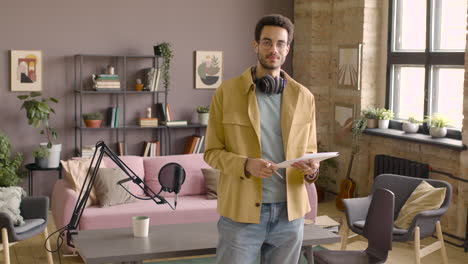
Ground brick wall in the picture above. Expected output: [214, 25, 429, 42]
[294, 0, 467, 238]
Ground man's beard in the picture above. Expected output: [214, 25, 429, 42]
[257, 52, 284, 70]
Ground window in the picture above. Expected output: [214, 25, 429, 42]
[387, 0, 466, 132]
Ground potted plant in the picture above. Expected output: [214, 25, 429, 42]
[425, 114, 450, 138]
[0, 132, 24, 187]
[17, 91, 61, 168]
[402, 117, 422, 133]
[362, 107, 378, 128]
[153, 42, 174, 90]
[375, 108, 394, 129]
[83, 112, 104, 128]
[315, 142, 338, 202]
[196, 105, 210, 125]
[32, 145, 50, 168]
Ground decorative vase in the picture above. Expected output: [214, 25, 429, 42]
[198, 113, 209, 125]
[378, 119, 390, 129]
[39, 143, 62, 168]
[366, 119, 378, 128]
[429, 127, 447, 138]
[84, 119, 103, 128]
[402, 122, 419, 133]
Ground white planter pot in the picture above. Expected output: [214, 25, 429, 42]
[39, 143, 62, 168]
[378, 119, 390, 129]
[198, 113, 209, 125]
[429, 127, 447, 138]
[402, 122, 419, 133]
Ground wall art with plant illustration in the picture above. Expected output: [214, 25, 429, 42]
[195, 51, 223, 89]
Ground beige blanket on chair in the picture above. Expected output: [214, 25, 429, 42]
[0, 187, 26, 226]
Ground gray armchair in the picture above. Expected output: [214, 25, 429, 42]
[340, 174, 451, 264]
[0, 196, 53, 264]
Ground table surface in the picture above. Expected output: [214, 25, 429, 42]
[25, 163, 62, 170]
[73, 222, 341, 264]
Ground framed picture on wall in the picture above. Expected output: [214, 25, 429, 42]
[334, 103, 356, 146]
[10, 50, 43, 91]
[195, 51, 223, 89]
[337, 44, 362, 90]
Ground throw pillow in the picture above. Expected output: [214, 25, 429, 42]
[94, 168, 136, 207]
[61, 158, 107, 207]
[394, 181, 446, 229]
[201, 168, 220, 200]
[0, 187, 26, 226]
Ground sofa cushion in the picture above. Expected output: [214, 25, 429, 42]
[395, 180, 446, 229]
[201, 168, 220, 199]
[79, 196, 219, 230]
[103, 156, 146, 197]
[94, 168, 137, 207]
[144, 154, 211, 197]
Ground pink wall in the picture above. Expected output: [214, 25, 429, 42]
[0, 0, 293, 196]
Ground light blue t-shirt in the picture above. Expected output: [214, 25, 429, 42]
[256, 89, 286, 203]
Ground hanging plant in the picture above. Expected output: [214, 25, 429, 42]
[154, 42, 174, 90]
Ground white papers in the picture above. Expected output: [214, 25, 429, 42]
[276, 152, 339, 168]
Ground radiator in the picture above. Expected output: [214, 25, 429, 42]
[374, 155, 429, 179]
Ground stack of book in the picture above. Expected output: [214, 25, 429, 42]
[107, 107, 120, 127]
[93, 74, 121, 91]
[145, 68, 161, 91]
[183, 135, 205, 154]
[141, 141, 160, 157]
[138, 118, 158, 127]
[81, 145, 96, 157]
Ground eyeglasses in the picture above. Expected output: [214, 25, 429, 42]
[259, 40, 288, 51]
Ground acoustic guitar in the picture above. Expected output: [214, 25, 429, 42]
[335, 153, 357, 211]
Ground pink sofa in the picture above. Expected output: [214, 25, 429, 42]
[51, 153, 318, 247]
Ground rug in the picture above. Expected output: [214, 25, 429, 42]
[146, 246, 326, 264]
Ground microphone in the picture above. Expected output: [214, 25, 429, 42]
[116, 177, 132, 185]
[174, 166, 183, 208]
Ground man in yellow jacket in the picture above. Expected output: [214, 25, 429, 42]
[204, 14, 320, 264]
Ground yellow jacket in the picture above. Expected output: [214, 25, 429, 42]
[204, 67, 317, 223]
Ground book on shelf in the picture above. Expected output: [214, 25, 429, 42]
[81, 145, 96, 157]
[141, 141, 160, 157]
[165, 103, 173, 122]
[117, 141, 126, 156]
[97, 74, 119, 79]
[155, 103, 167, 125]
[114, 107, 120, 127]
[195, 135, 205, 153]
[142, 141, 151, 157]
[166, 120, 188, 127]
[94, 88, 121, 91]
[152, 68, 161, 91]
[138, 118, 158, 127]
[95, 79, 120, 83]
[183, 135, 201, 154]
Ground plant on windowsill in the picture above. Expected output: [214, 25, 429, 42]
[362, 107, 378, 128]
[424, 114, 450, 138]
[83, 112, 104, 128]
[17, 91, 61, 168]
[153, 42, 174, 90]
[196, 106, 209, 125]
[375, 108, 394, 129]
[32, 145, 50, 168]
[402, 117, 423, 133]
[0, 131, 24, 187]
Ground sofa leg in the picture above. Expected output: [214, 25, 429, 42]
[436, 221, 449, 264]
[414, 226, 421, 264]
[43, 227, 54, 264]
[340, 219, 350, 250]
[1, 228, 11, 264]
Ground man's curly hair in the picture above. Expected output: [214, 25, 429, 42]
[255, 14, 294, 45]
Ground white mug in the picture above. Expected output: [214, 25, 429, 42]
[132, 216, 150, 237]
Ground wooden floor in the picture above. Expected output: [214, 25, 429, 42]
[1, 198, 466, 264]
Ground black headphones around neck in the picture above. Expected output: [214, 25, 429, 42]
[251, 67, 286, 94]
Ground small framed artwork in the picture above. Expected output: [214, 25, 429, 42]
[195, 51, 223, 89]
[337, 44, 362, 90]
[334, 103, 356, 146]
[10, 50, 43, 91]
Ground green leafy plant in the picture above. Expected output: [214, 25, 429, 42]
[0, 132, 24, 187]
[407, 117, 423, 124]
[362, 107, 378, 119]
[83, 112, 104, 120]
[32, 145, 50, 159]
[316, 142, 338, 189]
[154, 42, 174, 90]
[424, 114, 450, 128]
[375, 108, 395, 120]
[196, 106, 210, 113]
[17, 92, 59, 148]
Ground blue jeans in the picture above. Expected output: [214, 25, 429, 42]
[216, 202, 304, 264]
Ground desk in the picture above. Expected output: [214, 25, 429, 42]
[73, 222, 340, 264]
[25, 163, 62, 196]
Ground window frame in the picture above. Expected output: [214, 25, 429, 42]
[386, 0, 464, 139]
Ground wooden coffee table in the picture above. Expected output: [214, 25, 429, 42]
[73, 222, 340, 264]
